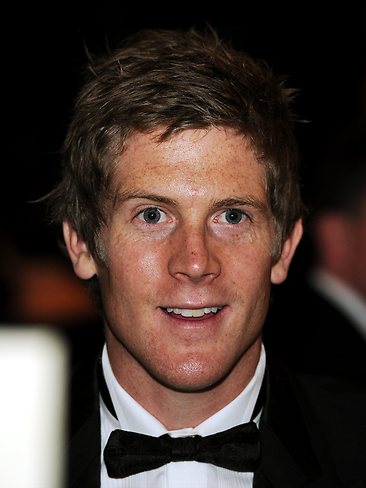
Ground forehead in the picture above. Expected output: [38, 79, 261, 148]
[113, 127, 267, 200]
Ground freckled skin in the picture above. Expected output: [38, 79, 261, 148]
[65, 127, 302, 427]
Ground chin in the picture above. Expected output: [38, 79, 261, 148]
[155, 358, 228, 393]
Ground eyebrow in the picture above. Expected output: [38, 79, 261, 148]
[208, 197, 267, 213]
[115, 191, 267, 213]
[115, 191, 178, 207]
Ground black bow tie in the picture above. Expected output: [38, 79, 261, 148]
[98, 360, 263, 479]
[104, 421, 261, 478]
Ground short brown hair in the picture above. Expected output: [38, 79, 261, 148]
[47, 26, 303, 262]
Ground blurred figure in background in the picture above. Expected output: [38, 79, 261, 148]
[265, 124, 366, 382]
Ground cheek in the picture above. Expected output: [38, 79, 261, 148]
[229, 251, 273, 316]
[229, 245, 273, 285]
[108, 234, 168, 285]
[124, 252, 160, 284]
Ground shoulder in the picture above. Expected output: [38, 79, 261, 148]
[296, 372, 366, 435]
[296, 372, 366, 484]
[67, 339, 103, 488]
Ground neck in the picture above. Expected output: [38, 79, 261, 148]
[106, 338, 262, 430]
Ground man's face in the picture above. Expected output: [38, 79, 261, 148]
[66, 128, 301, 396]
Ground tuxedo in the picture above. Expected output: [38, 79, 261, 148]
[66, 341, 366, 488]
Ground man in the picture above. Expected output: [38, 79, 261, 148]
[46, 27, 366, 487]
[265, 128, 366, 382]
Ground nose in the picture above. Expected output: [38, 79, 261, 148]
[168, 225, 221, 283]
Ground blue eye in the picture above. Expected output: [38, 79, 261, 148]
[224, 209, 244, 224]
[141, 207, 164, 224]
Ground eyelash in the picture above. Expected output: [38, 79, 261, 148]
[136, 207, 249, 225]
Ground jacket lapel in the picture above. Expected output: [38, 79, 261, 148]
[254, 354, 339, 488]
[68, 410, 101, 488]
[67, 355, 102, 488]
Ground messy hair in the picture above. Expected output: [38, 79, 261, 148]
[47, 26, 303, 264]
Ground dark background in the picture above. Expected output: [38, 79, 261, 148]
[1, 2, 366, 323]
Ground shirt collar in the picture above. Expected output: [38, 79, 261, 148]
[102, 343, 266, 437]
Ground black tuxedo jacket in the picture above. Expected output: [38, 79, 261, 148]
[66, 348, 366, 488]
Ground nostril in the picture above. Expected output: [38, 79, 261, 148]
[168, 229, 221, 281]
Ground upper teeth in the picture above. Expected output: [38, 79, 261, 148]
[165, 307, 222, 317]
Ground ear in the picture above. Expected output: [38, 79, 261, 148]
[271, 219, 303, 285]
[63, 221, 97, 280]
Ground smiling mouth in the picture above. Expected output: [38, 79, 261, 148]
[163, 306, 223, 318]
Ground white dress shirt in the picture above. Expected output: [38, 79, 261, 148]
[100, 344, 266, 488]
